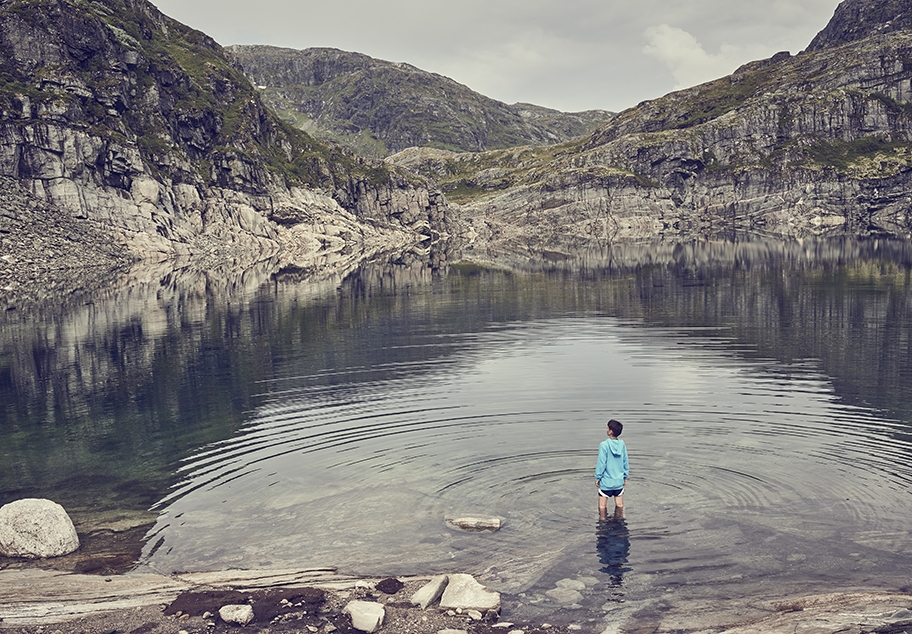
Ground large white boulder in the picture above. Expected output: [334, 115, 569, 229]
[0, 498, 80, 559]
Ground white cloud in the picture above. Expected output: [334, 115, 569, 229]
[642, 24, 743, 90]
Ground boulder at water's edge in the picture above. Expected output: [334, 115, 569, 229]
[0, 498, 80, 559]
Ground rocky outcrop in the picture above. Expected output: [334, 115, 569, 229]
[0, 0, 447, 273]
[228, 45, 613, 157]
[390, 0, 912, 254]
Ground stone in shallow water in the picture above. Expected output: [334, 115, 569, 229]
[445, 516, 502, 532]
[546, 587, 583, 604]
[0, 498, 80, 559]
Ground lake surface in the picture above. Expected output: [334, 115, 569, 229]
[2, 238, 912, 629]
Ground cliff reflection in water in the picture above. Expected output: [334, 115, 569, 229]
[0, 237, 910, 530]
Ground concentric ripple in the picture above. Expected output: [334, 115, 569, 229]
[142, 317, 912, 602]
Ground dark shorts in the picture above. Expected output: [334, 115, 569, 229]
[598, 487, 624, 498]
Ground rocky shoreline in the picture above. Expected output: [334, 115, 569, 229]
[1, 563, 911, 634]
[2, 521, 912, 634]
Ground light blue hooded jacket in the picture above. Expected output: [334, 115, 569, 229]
[595, 437, 629, 490]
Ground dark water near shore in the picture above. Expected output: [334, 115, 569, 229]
[2, 238, 912, 630]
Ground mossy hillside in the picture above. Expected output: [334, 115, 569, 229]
[408, 139, 641, 204]
[582, 32, 912, 177]
[229, 45, 612, 157]
[0, 0, 397, 193]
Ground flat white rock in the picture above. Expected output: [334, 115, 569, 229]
[439, 574, 500, 612]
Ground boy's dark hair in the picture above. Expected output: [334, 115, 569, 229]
[607, 419, 623, 437]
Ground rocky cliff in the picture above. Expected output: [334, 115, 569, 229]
[806, 0, 912, 51]
[390, 0, 912, 259]
[228, 45, 613, 157]
[0, 0, 448, 282]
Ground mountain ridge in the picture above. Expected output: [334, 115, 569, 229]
[227, 44, 613, 157]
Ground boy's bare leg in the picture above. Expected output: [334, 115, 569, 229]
[598, 495, 608, 521]
[615, 494, 624, 510]
[613, 504, 625, 521]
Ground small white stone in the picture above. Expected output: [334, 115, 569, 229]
[492, 623, 514, 629]
[219, 604, 254, 626]
[342, 600, 384, 633]
[467, 610, 483, 620]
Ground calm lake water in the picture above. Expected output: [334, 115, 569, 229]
[2, 238, 912, 629]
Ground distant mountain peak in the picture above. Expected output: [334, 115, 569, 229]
[806, 0, 912, 51]
[227, 45, 614, 157]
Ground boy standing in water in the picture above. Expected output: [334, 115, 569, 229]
[595, 419, 628, 521]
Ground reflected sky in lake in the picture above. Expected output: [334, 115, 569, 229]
[2, 238, 911, 627]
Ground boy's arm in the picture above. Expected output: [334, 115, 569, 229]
[594, 444, 606, 484]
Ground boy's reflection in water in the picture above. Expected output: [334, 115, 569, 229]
[597, 507, 631, 586]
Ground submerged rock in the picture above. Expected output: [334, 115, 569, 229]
[0, 498, 79, 559]
[445, 516, 502, 532]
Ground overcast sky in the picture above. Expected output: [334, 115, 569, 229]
[152, 0, 842, 113]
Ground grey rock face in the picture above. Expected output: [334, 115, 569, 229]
[806, 0, 912, 51]
[0, 499, 80, 559]
[0, 0, 448, 272]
